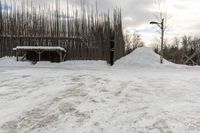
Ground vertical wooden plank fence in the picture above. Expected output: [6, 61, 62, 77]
[0, 0, 125, 63]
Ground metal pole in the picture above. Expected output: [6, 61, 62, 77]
[160, 18, 164, 64]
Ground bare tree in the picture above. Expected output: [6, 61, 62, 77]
[124, 31, 144, 54]
[182, 35, 192, 52]
[151, 0, 170, 63]
[132, 32, 144, 49]
[172, 37, 180, 48]
[151, 0, 169, 47]
[153, 0, 168, 32]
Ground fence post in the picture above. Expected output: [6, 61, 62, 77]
[110, 39, 115, 66]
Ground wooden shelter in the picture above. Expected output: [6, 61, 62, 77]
[13, 46, 66, 62]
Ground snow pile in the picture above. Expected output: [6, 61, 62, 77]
[0, 47, 182, 69]
[115, 47, 173, 68]
[0, 57, 32, 67]
[0, 57, 109, 69]
[36, 60, 109, 69]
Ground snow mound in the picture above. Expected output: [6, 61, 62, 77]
[0, 57, 109, 69]
[0, 57, 32, 67]
[115, 47, 173, 68]
[36, 60, 109, 69]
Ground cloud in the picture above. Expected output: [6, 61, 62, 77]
[2, 0, 200, 45]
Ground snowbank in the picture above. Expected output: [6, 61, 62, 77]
[36, 60, 109, 69]
[0, 57, 32, 67]
[0, 57, 109, 69]
[0, 47, 187, 69]
[114, 47, 176, 68]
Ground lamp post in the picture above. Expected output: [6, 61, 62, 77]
[150, 18, 164, 64]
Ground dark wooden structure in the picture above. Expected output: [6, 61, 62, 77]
[0, 0, 125, 64]
[13, 46, 66, 62]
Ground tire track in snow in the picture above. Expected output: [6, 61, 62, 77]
[0, 74, 92, 133]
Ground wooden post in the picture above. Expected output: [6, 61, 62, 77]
[38, 50, 41, 61]
[63, 53, 66, 61]
[60, 51, 62, 62]
[16, 49, 19, 61]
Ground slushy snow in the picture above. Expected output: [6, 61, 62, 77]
[0, 47, 200, 133]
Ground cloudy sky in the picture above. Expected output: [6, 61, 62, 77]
[2, 0, 200, 45]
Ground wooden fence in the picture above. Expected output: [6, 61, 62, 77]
[0, 0, 125, 63]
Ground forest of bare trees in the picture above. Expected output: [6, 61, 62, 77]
[153, 35, 200, 65]
[0, 0, 125, 63]
[150, 0, 200, 65]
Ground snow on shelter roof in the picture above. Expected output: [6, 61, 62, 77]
[13, 46, 66, 52]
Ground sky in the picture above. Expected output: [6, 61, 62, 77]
[1, 0, 200, 45]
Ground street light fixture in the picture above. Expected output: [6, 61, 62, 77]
[150, 21, 160, 25]
[150, 18, 164, 64]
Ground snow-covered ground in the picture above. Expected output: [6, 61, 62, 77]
[0, 47, 200, 133]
